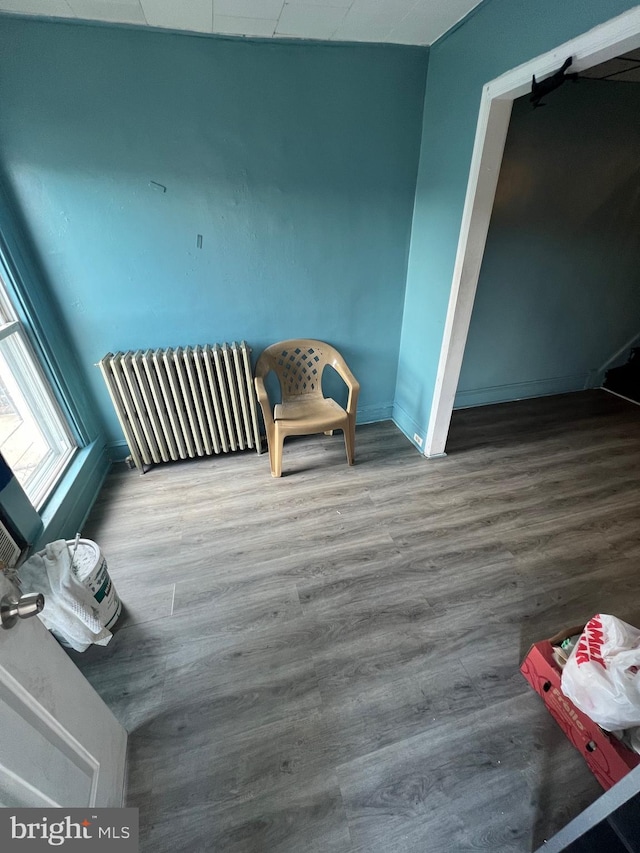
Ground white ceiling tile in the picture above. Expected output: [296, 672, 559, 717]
[388, 0, 482, 45]
[66, 0, 146, 25]
[333, 0, 413, 42]
[0, 0, 517, 46]
[213, 14, 276, 36]
[284, 0, 352, 6]
[346, 0, 415, 21]
[276, 2, 347, 39]
[386, 7, 440, 44]
[0, 0, 73, 15]
[140, 0, 212, 32]
[333, 20, 390, 41]
[214, 0, 283, 18]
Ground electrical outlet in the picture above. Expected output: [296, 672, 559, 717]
[413, 433, 423, 447]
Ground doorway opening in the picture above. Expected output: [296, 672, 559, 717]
[425, 7, 640, 458]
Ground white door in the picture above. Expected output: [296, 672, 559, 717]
[0, 571, 127, 808]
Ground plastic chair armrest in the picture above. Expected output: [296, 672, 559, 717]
[346, 380, 360, 416]
[331, 360, 360, 415]
[254, 376, 274, 429]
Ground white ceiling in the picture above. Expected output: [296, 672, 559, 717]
[0, 0, 484, 46]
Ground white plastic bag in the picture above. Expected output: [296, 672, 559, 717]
[561, 614, 640, 731]
[19, 540, 113, 652]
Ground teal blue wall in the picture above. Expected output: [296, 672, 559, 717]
[456, 79, 640, 408]
[395, 0, 640, 446]
[0, 180, 109, 549]
[0, 17, 428, 455]
[1, 0, 637, 528]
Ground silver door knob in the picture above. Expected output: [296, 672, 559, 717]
[0, 592, 45, 629]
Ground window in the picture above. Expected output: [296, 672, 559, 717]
[0, 275, 76, 509]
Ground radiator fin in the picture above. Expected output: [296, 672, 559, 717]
[99, 342, 262, 470]
[0, 520, 21, 569]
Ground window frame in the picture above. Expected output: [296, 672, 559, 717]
[0, 238, 82, 510]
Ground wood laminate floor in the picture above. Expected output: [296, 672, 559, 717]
[70, 390, 640, 852]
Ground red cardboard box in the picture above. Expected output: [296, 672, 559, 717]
[521, 626, 640, 790]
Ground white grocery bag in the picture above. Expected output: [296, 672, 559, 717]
[561, 614, 640, 731]
[19, 539, 114, 652]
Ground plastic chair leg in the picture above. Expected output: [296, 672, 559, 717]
[264, 424, 281, 478]
[270, 432, 284, 478]
[344, 418, 356, 466]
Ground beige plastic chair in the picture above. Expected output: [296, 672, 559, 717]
[254, 339, 360, 478]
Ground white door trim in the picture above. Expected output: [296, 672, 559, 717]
[425, 5, 640, 458]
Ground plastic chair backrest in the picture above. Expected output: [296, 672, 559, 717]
[255, 340, 338, 403]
